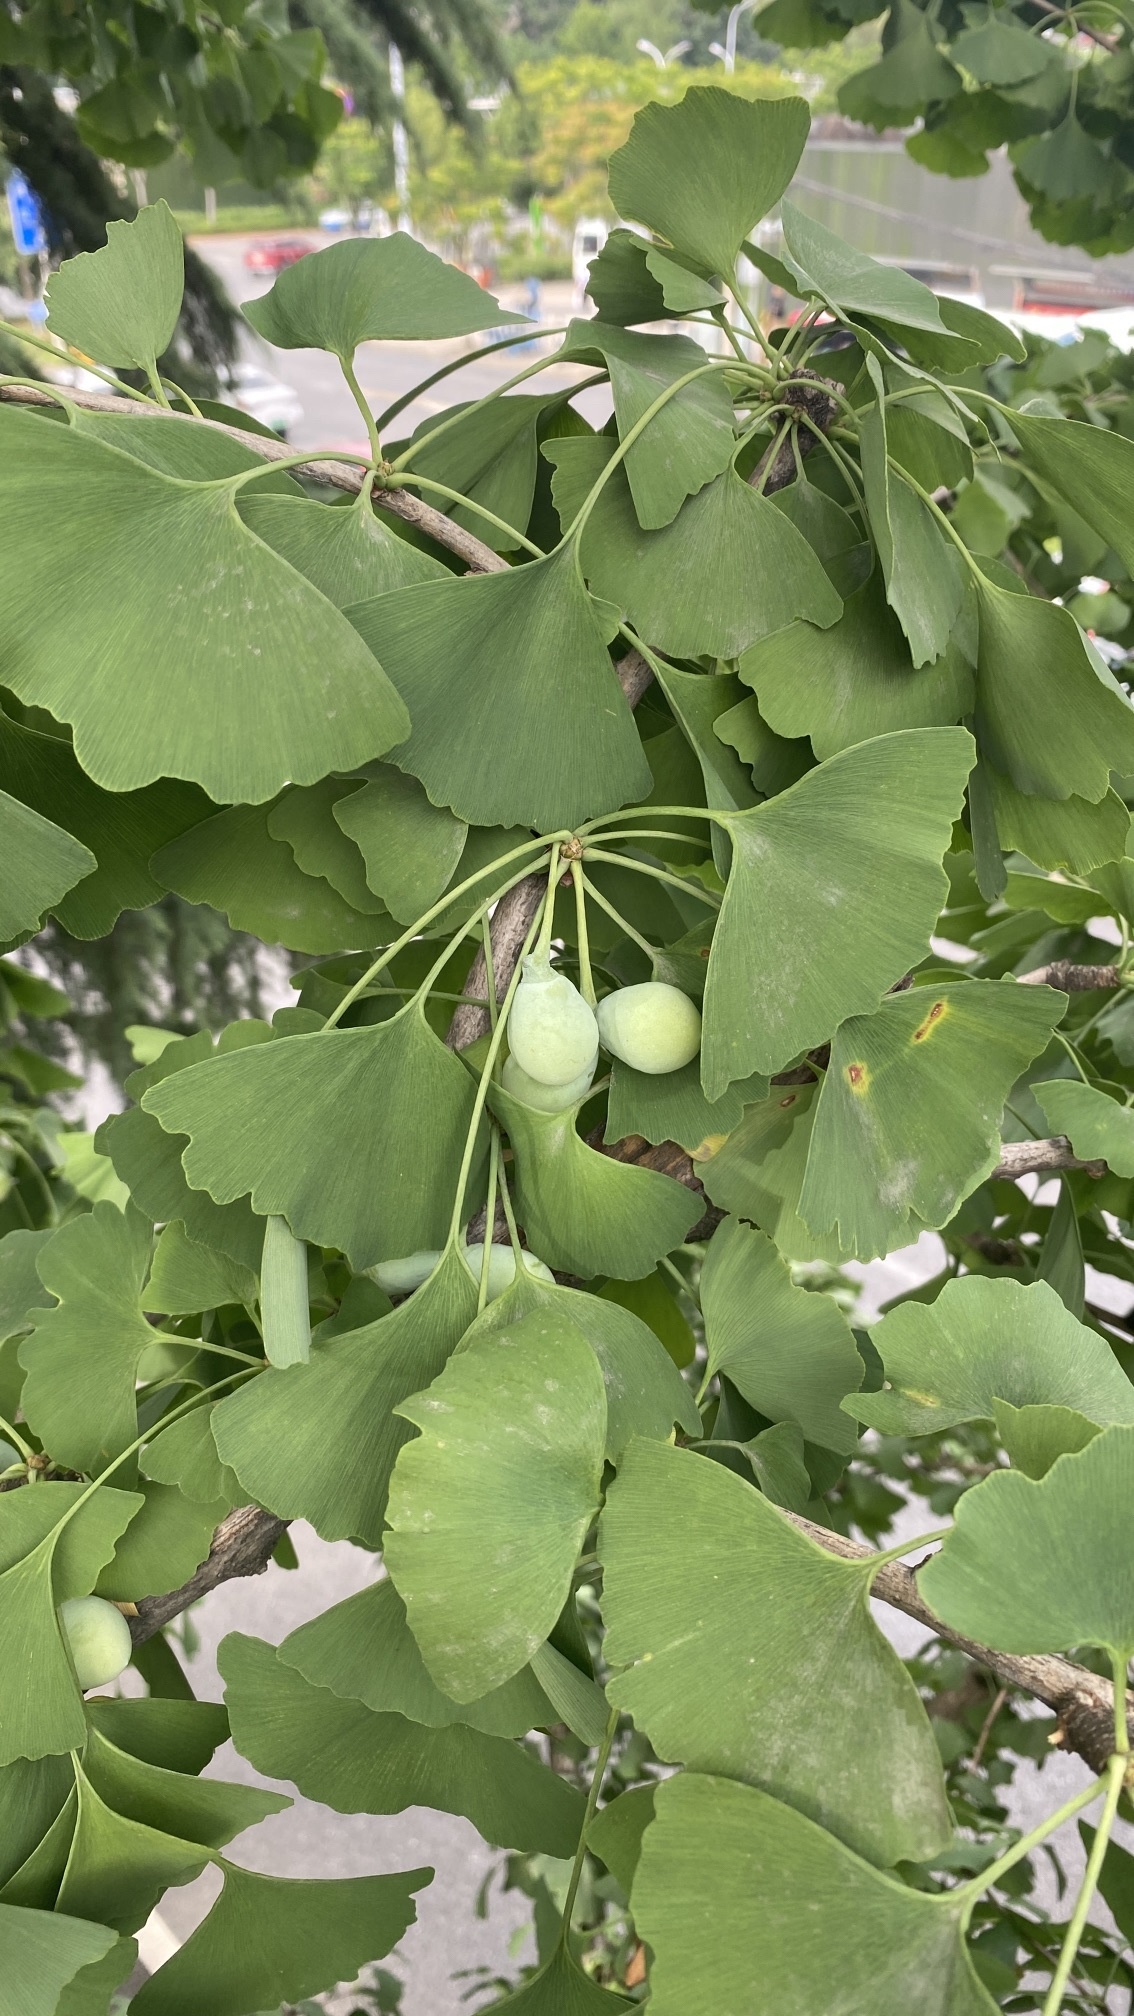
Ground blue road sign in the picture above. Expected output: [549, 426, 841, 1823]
[6, 170, 47, 257]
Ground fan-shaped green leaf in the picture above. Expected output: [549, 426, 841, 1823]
[605, 1056, 768, 1156]
[607, 88, 810, 279]
[143, 1222, 258, 1322]
[0, 1901, 121, 2016]
[780, 201, 950, 337]
[586, 227, 723, 324]
[347, 546, 649, 829]
[407, 393, 563, 552]
[0, 408, 410, 804]
[799, 978, 1064, 1256]
[219, 1633, 584, 1854]
[18, 1203, 163, 1477]
[97, 1104, 265, 1276]
[96, 1479, 231, 1602]
[81, 1714, 285, 1850]
[633, 1774, 994, 2016]
[45, 201, 183, 373]
[991, 1399, 1100, 1478]
[1006, 409, 1134, 579]
[53, 1932, 137, 2016]
[860, 399, 966, 667]
[742, 573, 973, 759]
[1035, 1077, 1134, 1177]
[243, 232, 510, 356]
[546, 438, 840, 654]
[600, 1442, 951, 1865]
[701, 728, 974, 1094]
[489, 1081, 699, 1278]
[130, 1856, 429, 2016]
[53, 1757, 209, 1931]
[974, 575, 1134, 800]
[238, 490, 447, 604]
[212, 1246, 479, 1545]
[84, 1697, 229, 1776]
[332, 765, 466, 922]
[143, 1008, 483, 1269]
[153, 801, 384, 953]
[277, 1576, 560, 1734]
[0, 1229, 53, 1348]
[699, 1081, 844, 1263]
[0, 1484, 142, 1765]
[700, 1217, 862, 1453]
[953, 15, 1054, 85]
[141, 1402, 240, 1507]
[921, 1424, 1134, 1662]
[484, 1945, 633, 2013]
[385, 1308, 606, 1700]
[458, 1269, 702, 1457]
[986, 767, 1129, 873]
[839, 16, 962, 127]
[559, 321, 735, 530]
[851, 1276, 1134, 1436]
[0, 790, 96, 940]
[264, 778, 383, 914]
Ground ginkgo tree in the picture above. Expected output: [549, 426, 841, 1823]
[3, 80, 1134, 2015]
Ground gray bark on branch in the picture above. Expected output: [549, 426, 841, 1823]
[129, 1504, 288, 1647]
[1019, 961, 1121, 992]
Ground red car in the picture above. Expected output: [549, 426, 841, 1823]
[244, 237, 313, 274]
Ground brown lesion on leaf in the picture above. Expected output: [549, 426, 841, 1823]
[845, 1061, 870, 1093]
[913, 998, 948, 1042]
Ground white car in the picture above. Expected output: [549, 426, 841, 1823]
[572, 217, 609, 309]
[216, 360, 304, 438]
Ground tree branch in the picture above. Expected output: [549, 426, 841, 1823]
[783, 1510, 1129, 1774]
[1019, 961, 1121, 991]
[129, 1504, 287, 1647]
[992, 1137, 1106, 1180]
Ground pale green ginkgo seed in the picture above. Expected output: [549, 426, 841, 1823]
[502, 1049, 598, 1112]
[59, 1595, 133, 1691]
[373, 1245, 554, 1301]
[597, 981, 702, 1075]
[506, 953, 600, 1087]
[462, 1244, 556, 1298]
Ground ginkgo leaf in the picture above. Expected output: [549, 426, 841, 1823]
[212, 1246, 479, 1546]
[0, 1484, 142, 1766]
[219, 1633, 585, 1854]
[798, 979, 1064, 1257]
[97, 1104, 265, 1276]
[741, 573, 973, 760]
[385, 1308, 607, 1700]
[332, 765, 467, 923]
[153, 802, 384, 954]
[141, 1404, 241, 1506]
[586, 227, 722, 325]
[545, 438, 840, 653]
[0, 706, 210, 940]
[457, 1268, 702, 1457]
[84, 1683, 287, 1858]
[992, 1399, 1100, 1478]
[130, 1857, 429, 2016]
[484, 1945, 633, 2013]
[605, 1057, 768, 1156]
[699, 1080, 845, 1265]
[277, 1576, 560, 1734]
[0, 1901, 122, 2016]
[346, 546, 651, 830]
[859, 398, 966, 667]
[780, 201, 951, 339]
[920, 1425, 1134, 1663]
[850, 1276, 1134, 1437]
[701, 728, 974, 1095]
[143, 1009, 484, 1269]
[265, 779, 384, 916]
[1006, 409, 1134, 578]
[648, 665, 758, 839]
[632, 1774, 995, 2016]
[489, 1081, 700, 1278]
[243, 232, 510, 355]
[985, 767, 1129, 874]
[699, 1217, 862, 1453]
[96, 1480, 231, 1602]
[952, 14, 1054, 84]
[143, 1222, 258, 1321]
[238, 491, 447, 604]
[51, 1932, 137, 2016]
[84, 1697, 229, 1776]
[18, 1203, 163, 1477]
[1035, 1078, 1134, 1178]
[53, 1757, 211, 1932]
[407, 393, 562, 551]
[607, 89, 810, 279]
[45, 201, 183, 373]
[974, 575, 1134, 801]
[0, 408, 410, 804]
[600, 1442, 951, 1865]
[0, 790, 96, 941]
[0, 1229, 54, 1348]
[559, 321, 735, 530]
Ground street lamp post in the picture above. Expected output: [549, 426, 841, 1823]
[635, 37, 693, 66]
[708, 0, 759, 71]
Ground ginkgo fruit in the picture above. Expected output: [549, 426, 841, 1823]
[507, 954, 600, 1086]
[374, 1245, 554, 1300]
[59, 1595, 133, 1691]
[502, 1049, 598, 1112]
[597, 981, 702, 1074]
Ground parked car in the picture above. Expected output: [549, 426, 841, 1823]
[215, 361, 304, 438]
[243, 237, 313, 274]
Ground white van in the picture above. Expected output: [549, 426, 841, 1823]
[572, 217, 609, 309]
